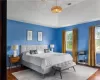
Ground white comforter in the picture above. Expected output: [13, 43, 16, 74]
[22, 52, 73, 69]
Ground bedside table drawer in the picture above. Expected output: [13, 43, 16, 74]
[10, 57, 20, 63]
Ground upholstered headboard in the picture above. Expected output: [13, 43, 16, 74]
[20, 45, 48, 53]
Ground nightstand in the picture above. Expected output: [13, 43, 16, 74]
[9, 56, 21, 69]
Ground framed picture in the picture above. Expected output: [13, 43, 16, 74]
[38, 32, 42, 41]
[27, 30, 32, 40]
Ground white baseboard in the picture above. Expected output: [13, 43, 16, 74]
[96, 64, 100, 67]
[7, 65, 21, 69]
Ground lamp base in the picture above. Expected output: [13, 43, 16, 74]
[51, 48, 53, 52]
[13, 51, 17, 57]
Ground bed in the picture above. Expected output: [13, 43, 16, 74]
[20, 45, 75, 76]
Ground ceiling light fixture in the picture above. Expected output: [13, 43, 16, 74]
[51, 0, 62, 13]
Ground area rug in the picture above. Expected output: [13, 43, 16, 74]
[12, 65, 98, 80]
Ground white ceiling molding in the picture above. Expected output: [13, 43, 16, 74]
[7, 0, 100, 28]
[7, 18, 58, 28]
[58, 18, 100, 28]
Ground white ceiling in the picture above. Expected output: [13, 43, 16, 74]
[7, 0, 100, 28]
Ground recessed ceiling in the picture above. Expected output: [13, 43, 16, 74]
[7, 0, 99, 28]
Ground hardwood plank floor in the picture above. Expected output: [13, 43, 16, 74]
[7, 66, 27, 80]
[88, 69, 100, 80]
[7, 66, 100, 80]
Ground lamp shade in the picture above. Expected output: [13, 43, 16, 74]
[12, 45, 18, 50]
[50, 44, 54, 48]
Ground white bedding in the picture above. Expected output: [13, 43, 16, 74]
[22, 52, 73, 69]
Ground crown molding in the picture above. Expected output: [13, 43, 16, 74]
[7, 17, 100, 29]
[58, 18, 100, 28]
[7, 17, 58, 28]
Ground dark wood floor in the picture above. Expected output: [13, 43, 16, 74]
[7, 66, 100, 80]
[7, 66, 27, 80]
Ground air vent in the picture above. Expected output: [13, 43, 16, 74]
[68, 3, 71, 5]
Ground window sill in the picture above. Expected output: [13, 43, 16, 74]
[67, 49, 72, 51]
[96, 52, 100, 53]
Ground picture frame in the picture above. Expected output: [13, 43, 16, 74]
[38, 32, 42, 41]
[27, 30, 32, 40]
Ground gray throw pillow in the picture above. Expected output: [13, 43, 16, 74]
[30, 50, 37, 54]
[44, 49, 50, 53]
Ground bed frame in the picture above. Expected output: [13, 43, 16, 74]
[20, 45, 49, 78]
[20, 45, 76, 78]
[20, 45, 48, 54]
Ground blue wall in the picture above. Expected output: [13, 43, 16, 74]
[7, 20, 100, 67]
[96, 53, 100, 65]
[7, 19, 57, 66]
[55, 20, 100, 64]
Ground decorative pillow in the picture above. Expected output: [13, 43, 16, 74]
[26, 51, 30, 55]
[26, 53, 30, 55]
[44, 49, 50, 53]
[37, 50, 44, 54]
[30, 50, 37, 54]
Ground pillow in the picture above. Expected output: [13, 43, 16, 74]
[30, 50, 37, 54]
[37, 50, 44, 54]
[26, 51, 30, 55]
[44, 49, 50, 53]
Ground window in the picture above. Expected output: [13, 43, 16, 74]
[95, 27, 100, 52]
[66, 31, 72, 50]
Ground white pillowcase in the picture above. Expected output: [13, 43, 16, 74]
[37, 50, 44, 54]
[26, 51, 30, 55]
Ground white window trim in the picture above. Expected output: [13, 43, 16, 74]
[67, 49, 72, 51]
[96, 51, 100, 53]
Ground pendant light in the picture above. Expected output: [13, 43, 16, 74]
[51, 0, 62, 13]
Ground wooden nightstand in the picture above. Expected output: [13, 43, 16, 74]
[9, 56, 21, 69]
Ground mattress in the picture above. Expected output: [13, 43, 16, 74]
[21, 60, 50, 74]
[22, 52, 73, 74]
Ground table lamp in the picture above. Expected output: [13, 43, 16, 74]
[12, 45, 18, 57]
[50, 44, 54, 52]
